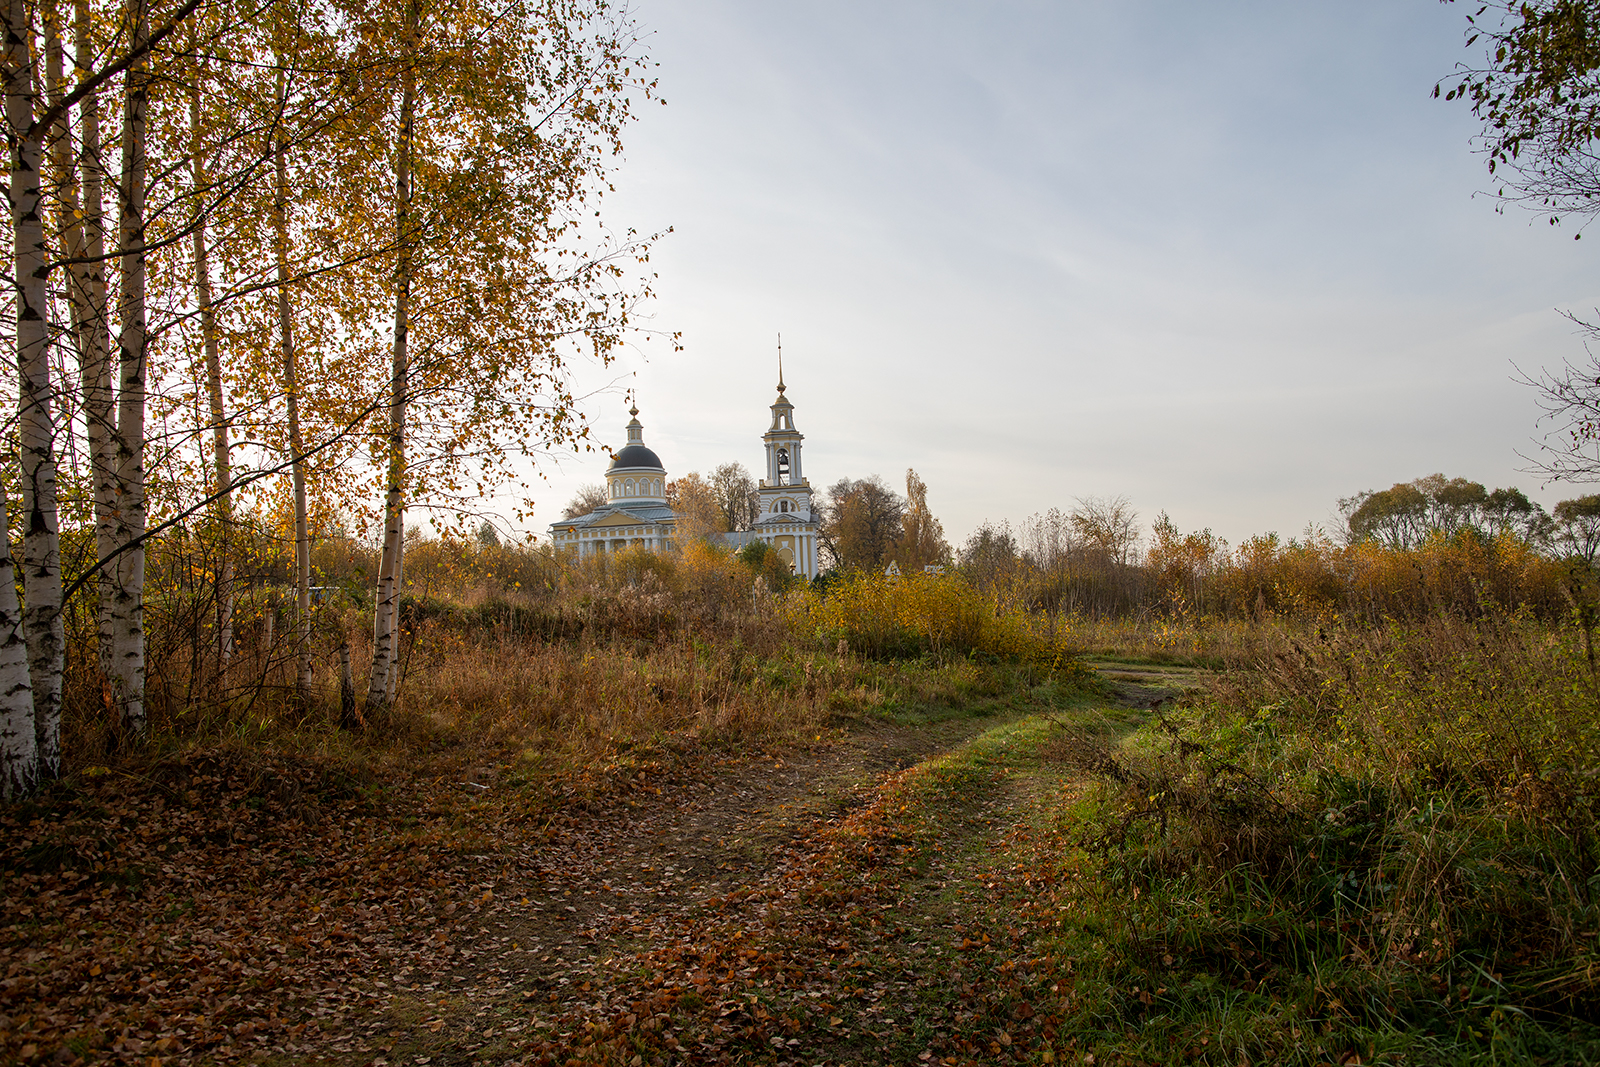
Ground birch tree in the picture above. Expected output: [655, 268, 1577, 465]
[105, 0, 152, 735]
[187, 25, 233, 662]
[174, 2, 380, 702]
[366, 24, 413, 712]
[6, 0, 66, 775]
[69, 0, 118, 688]
[0, 0, 662, 771]
[0, 490, 35, 799]
[270, 64, 313, 700]
[353, 0, 661, 715]
[3, 0, 208, 779]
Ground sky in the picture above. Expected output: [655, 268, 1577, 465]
[510, 0, 1600, 551]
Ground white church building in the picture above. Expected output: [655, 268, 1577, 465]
[546, 370, 821, 578]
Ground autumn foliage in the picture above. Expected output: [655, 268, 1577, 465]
[964, 513, 1577, 632]
[789, 568, 1080, 673]
[1145, 523, 1572, 622]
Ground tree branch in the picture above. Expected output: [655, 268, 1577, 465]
[28, 0, 204, 140]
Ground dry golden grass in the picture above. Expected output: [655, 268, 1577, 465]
[388, 624, 834, 758]
[1061, 611, 1284, 665]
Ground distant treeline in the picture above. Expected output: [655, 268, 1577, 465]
[959, 476, 1600, 622]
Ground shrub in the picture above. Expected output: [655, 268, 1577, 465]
[789, 568, 1084, 673]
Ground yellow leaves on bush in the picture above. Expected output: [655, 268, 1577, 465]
[789, 570, 1077, 669]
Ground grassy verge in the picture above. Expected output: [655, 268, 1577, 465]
[1043, 615, 1600, 1065]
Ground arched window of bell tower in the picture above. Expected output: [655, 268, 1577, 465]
[776, 448, 790, 485]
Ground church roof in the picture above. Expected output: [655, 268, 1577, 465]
[752, 510, 815, 528]
[550, 502, 677, 531]
[608, 443, 664, 471]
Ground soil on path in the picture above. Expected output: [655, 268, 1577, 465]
[350, 717, 991, 1066]
[351, 670, 1183, 1067]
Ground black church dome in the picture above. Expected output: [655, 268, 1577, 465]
[609, 444, 663, 470]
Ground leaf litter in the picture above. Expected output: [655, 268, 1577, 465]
[3, 717, 1094, 1066]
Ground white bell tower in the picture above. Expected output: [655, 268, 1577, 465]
[752, 344, 819, 577]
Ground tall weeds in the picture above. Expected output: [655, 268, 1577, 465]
[1057, 612, 1600, 1053]
[54, 529, 1090, 786]
[788, 568, 1085, 672]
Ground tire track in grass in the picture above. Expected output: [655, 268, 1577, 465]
[485, 710, 1121, 1067]
[334, 715, 1010, 1067]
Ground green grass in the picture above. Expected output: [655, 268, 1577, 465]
[1029, 615, 1600, 1065]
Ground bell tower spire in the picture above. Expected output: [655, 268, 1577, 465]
[748, 339, 817, 577]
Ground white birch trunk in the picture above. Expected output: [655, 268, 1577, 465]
[42, 0, 73, 769]
[272, 95, 312, 700]
[0, 491, 36, 800]
[386, 531, 404, 704]
[7, 0, 65, 777]
[110, 0, 149, 735]
[73, 0, 117, 684]
[189, 37, 232, 663]
[368, 67, 414, 714]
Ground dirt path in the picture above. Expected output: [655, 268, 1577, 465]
[326, 718, 998, 1066]
[284, 671, 1197, 1067]
[337, 674, 1186, 1067]
[497, 723, 959, 970]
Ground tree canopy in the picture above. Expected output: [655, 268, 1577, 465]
[1340, 474, 1550, 548]
[709, 462, 758, 532]
[1440, 0, 1600, 226]
[889, 469, 950, 573]
[1555, 493, 1600, 560]
[563, 484, 610, 520]
[1438, 3, 1600, 477]
[0, 0, 662, 796]
[821, 476, 905, 571]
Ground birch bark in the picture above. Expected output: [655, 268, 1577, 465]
[0, 491, 34, 800]
[7, 0, 65, 777]
[111, 0, 149, 736]
[189, 33, 233, 664]
[41, 1, 77, 772]
[273, 71, 312, 700]
[43, 9, 77, 306]
[367, 60, 414, 714]
[73, 0, 117, 683]
[386, 533, 403, 703]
